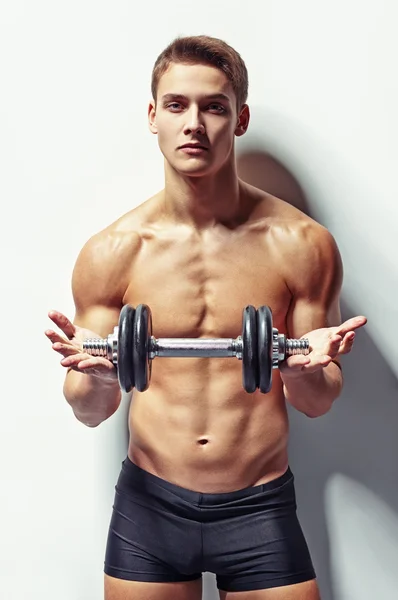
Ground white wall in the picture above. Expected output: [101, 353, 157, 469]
[1, 1, 397, 599]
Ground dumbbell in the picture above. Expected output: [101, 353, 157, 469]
[83, 304, 309, 394]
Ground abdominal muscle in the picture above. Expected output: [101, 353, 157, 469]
[127, 356, 290, 493]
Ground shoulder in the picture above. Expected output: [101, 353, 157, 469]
[276, 214, 340, 265]
[71, 194, 161, 304]
[246, 184, 340, 262]
[75, 193, 163, 268]
[73, 219, 141, 278]
[245, 185, 343, 296]
[269, 207, 343, 298]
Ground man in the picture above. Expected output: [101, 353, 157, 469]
[45, 35, 366, 600]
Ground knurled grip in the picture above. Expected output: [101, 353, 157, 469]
[286, 338, 310, 355]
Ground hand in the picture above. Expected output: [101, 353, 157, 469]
[45, 310, 117, 383]
[279, 315, 367, 378]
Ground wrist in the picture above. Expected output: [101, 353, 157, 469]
[282, 366, 337, 418]
[66, 366, 119, 389]
[64, 369, 121, 426]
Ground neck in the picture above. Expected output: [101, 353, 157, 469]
[162, 159, 243, 230]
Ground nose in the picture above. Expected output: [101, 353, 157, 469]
[183, 106, 205, 136]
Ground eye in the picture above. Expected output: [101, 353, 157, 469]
[166, 102, 183, 111]
[208, 104, 227, 113]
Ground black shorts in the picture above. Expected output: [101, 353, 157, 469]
[104, 456, 316, 593]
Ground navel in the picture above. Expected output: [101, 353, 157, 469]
[197, 438, 209, 446]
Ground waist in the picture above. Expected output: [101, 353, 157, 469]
[118, 454, 295, 506]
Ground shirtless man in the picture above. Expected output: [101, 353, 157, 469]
[45, 35, 366, 600]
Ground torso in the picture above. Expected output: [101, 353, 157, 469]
[108, 183, 313, 492]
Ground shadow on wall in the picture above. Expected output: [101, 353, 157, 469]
[288, 305, 398, 600]
[236, 147, 398, 600]
[237, 150, 311, 216]
[325, 471, 398, 600]
[237, 106, 398, 381]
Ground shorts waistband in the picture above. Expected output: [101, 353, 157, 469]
[121, 455, 294, 506]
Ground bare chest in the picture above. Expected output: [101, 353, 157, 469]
[123, 229, 291, 338]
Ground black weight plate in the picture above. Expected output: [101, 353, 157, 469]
[133, 304, 153, 392]
[257, 305, 273, 393]
[242, 305, 259, 393]
[117, 305, 135, 393]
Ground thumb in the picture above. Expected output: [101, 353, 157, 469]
[279, 354, 311, 372]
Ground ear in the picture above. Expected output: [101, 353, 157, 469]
[235, 104, 250, 137]
[148, 99, 158, 134]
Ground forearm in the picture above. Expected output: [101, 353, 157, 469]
[282, 362, 343, 418]
[63, 370, 121, 427]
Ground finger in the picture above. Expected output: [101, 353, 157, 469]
[334, 316, 367, 337]
[60, 353, 94, 367]
[48, 310, 76, 339]
[60, 353, 113, 370]
[302, 355, 332, 370]
[280, 355, 312, 372]
[338, 331, 356, 355]
[52, 342, 80, 357]
[45, 330, 69, 345]
[325, 334, 343, 357]
[76, 357, 115, 371]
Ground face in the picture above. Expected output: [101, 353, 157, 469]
[148, 62, 249, 177]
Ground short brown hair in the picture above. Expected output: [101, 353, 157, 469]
[151, 35, 249, 110]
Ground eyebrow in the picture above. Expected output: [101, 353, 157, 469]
[161, 93, 231, 104]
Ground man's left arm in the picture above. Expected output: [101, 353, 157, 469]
[280, 225, 367, 418]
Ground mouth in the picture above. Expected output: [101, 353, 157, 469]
[178, 143, 208, 150]
[178, 144, 209, 157]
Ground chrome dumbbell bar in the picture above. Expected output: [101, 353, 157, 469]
[85, 333, 308, 362]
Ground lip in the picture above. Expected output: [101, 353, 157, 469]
[179, 143, 208, 150]
[178, 144, 208, 155]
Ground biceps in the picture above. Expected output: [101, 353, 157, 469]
[286, 296, 342, 339]
[73, 305, 122, 338]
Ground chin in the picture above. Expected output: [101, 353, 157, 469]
[180, 166, 213, 177]
[172, 158, 219, 178]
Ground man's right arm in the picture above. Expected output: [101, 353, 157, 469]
[59, 229, 140, 426]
